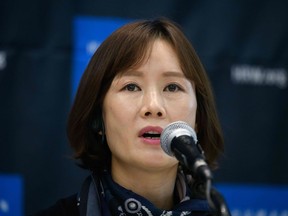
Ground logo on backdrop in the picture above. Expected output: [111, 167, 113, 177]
[231, 65, 287, 89]
[0, 51, 7, 70]
[0, 175, 22, 216]
[0, 199, 9, 213]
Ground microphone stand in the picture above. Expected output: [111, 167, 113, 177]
[191, 178, 231, 216]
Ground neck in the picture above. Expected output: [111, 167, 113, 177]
[111, 161, 178, 210]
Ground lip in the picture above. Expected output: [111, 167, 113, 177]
[139, 126, 163, 145]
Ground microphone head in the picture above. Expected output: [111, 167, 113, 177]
[160, 121, 198, 157]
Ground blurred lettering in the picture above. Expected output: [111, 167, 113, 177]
[231, 65, 287, 89]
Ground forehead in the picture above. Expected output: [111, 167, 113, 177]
[117, 39, 180, 74]
[127, 44, 179, 73]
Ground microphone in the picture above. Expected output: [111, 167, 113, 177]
[160, 121, 212, 181]
[161, 121, 232, 215]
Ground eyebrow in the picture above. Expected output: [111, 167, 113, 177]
[121, 70, 185, 78]
[162, 71, 185, 78]
[121, 70, 143, 77]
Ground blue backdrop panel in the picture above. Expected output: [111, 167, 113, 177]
[72, 16, 131, 96]
[0, 174, 23, 216]
[217, 184, 288, 216]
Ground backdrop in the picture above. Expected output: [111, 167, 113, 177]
[0, 0, 287, 215]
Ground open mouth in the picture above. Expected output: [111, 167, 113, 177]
[142, 132, 161, 139]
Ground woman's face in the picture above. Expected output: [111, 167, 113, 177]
[102, 39, 197, 174]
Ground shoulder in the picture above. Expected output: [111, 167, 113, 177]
[28, 194, 79, 216]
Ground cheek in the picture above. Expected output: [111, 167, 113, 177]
[102, 96, 135, 143]
[104, 99, 135, 125]
[186, 89, 198, 127]
[189, 103, 197, 128]
[102, 104, 126, 153]
[171, 95, 197, 128]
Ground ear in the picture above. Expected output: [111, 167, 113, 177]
[91, 119, 98, 131]
[91, 117, 105, 136]
[91, 119, 101, 133]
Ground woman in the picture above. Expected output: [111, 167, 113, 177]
[34, 18, 224, 216]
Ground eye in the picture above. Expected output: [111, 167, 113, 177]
[123, 83, 141, 92]
[164, 83, 182, 92]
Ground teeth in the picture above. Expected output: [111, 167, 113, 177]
[146, 131, 159, 134]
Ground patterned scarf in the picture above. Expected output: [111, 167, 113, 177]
[99, 171, 212, 216]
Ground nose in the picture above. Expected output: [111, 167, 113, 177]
[141, 90, 166, 118]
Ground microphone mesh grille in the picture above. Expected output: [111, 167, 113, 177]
[160, 121, 197, 156]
